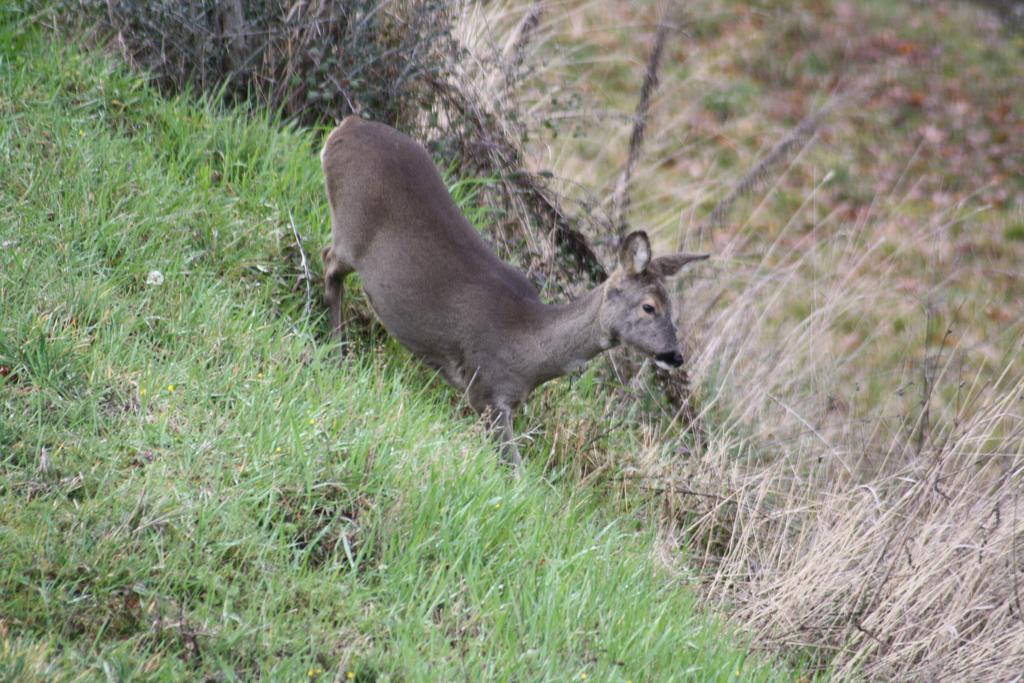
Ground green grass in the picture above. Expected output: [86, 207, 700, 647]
[0, 16, 795, 682]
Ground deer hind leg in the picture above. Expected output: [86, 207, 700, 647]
[322, 245, 353, 346]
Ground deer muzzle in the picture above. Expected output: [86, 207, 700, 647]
[654, 350, 684, 370]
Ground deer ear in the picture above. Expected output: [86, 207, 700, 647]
[619, 231, 652, 275]
[649, 252, 710, 278]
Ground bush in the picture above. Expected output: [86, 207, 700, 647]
[74, 0, 457, 128]
[58, 0, 608, 293]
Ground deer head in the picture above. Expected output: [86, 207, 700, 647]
[600, 231, 708, 370]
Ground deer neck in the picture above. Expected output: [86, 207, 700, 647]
[528, 284, 614, 385]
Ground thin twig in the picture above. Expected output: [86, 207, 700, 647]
[1013, 493, 1022, 622]
[503, 0, 542, 73]
[621, 481, 725, 502]
[767, 393, 854, 476]
[289, 210, 313, 319]
[612, 21, 670, 235]
[700, 96, 844, 232]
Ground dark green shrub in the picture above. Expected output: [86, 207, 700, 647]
[70, 0, 460, 128]
[58, 0, 606, 290]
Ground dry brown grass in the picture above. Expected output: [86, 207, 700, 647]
[466, 0, 1024, 678]
[674, 218, 1024, 678]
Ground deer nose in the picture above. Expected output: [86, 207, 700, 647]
[655, 351, 684, 368]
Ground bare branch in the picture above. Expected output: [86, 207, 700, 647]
[612, 21, 670, 235]
[700, 96, 843, 232]
[502, 0, 542, 72]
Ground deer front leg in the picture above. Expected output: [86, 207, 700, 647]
[322, 246, 352, 349]
[492, 404, 522, 468]
[468, 381, 523, 468]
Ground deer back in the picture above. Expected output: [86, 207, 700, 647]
[321, 118, 543, 368]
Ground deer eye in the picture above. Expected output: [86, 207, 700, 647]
[642, 304, 656, 315]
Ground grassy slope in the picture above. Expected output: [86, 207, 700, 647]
[0, 17, 797, 683]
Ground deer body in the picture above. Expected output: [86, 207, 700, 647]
[322, 117, 706, 465]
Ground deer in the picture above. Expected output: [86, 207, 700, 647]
[321, 117, 708, 466]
